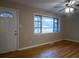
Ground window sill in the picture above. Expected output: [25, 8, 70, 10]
[33, 32, 60, 35]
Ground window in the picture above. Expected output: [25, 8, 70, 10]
[34, 15, 60, 33]
[0, 11, 14, 18]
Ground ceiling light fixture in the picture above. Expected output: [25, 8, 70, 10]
[69, 0, 76, 5]
[65, 0, 76, 14]
[65, 7, 74, 13]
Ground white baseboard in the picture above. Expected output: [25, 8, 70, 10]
[18, 40, 61, 51]
[62, 39, 79, 43]
[17, 39, 79, 51]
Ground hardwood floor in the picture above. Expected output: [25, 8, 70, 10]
[0, 40, 79, 58]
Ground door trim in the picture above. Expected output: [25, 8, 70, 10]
[16, 8, 19, 50]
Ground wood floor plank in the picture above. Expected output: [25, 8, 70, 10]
[0, 40, 79, 58]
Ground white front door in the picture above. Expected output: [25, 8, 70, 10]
[0, 7, 19, 54]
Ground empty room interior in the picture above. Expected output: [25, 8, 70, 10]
[0, 0, 79, 58]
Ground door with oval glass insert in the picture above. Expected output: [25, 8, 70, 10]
[0, 7, 19, 54]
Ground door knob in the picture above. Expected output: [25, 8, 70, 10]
[14, 33, 17, 36]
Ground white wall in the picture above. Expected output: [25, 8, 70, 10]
[63, 12, 79, 42]
[0, 1, 63, 49]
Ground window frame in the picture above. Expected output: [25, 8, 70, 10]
[0, 11, 14, 18]
[33, 14, 60, 34]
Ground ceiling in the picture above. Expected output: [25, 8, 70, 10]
[4, 0, 79, 15]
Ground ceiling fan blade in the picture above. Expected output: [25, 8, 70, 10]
[65, 0, 71, 2]
[53, 3, 65, 8]
[75, 4, 79, 6]
[58, 8, 65, 12]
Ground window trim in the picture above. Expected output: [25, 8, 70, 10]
[33, 13, 60, 34]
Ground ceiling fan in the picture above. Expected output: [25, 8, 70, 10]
[54, 0, 79, 13]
